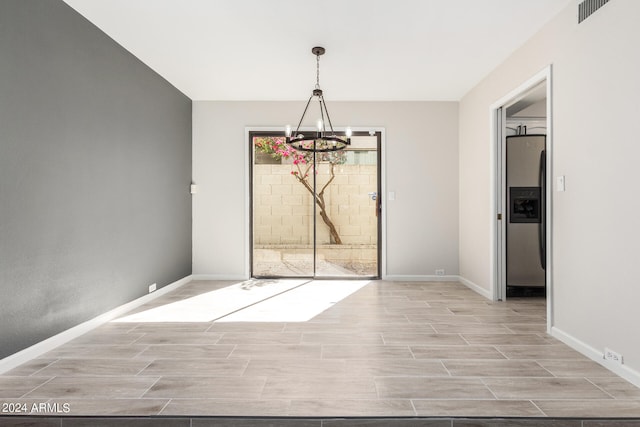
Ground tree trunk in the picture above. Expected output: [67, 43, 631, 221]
[315, 192, 342, 244]
[295, 163, 342, 244]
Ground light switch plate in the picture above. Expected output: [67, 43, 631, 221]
[557, 176, 565, 192]
[388, 191, 395, 201]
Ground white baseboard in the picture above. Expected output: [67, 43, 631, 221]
[551, 326, 640, 389]
[191, 274, 248, 281]
[383, 275, 459, 282]
[0, 275, 192, 375]
[457, 275, 493, 300]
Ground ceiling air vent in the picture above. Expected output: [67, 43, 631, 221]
[578, 0, 610, 23]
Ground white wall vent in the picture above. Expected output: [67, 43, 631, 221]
[578, 0, 610, 23]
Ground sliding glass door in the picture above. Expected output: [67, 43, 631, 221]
[251, 131, 380, 278]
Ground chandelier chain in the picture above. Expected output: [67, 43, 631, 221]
[316, 53, 320, 89]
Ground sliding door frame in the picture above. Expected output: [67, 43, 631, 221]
[246, 127, 384, 280]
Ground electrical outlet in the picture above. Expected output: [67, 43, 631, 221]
[148, 283, 157, 293]
[604, 348, 623, 365]
[435, 269, 445, 276]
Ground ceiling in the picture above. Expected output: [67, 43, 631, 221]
[62, 0, 571, 101]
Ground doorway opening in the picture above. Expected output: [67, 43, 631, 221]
[492, 67, 552, 330]
[249, 130, 381, 279]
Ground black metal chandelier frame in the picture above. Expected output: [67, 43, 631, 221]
[285, 47, 351, 153]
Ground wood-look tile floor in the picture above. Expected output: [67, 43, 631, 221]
[3, 280, 640, 418]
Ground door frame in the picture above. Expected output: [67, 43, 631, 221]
[245, 127, 386, 279]
[489, 65, 553, 333]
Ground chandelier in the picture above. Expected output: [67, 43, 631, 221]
[285, 47, 351, 152]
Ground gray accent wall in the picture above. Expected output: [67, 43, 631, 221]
[0, 0, 192, 359]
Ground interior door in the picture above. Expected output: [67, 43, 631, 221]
[251, 131, 380, 278]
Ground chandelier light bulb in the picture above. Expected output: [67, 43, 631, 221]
[285, 125, 292, 138]
[317, 119, 323, 132]
[346, 127, 352, 138]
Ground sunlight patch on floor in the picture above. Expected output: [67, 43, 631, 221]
[111, 279, 307, 323]
[216, 280, 371, 322]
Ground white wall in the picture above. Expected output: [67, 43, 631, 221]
[193, 101, 459, 280]
[459, 0, 640, 382]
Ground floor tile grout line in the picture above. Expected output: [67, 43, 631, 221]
[128, 330, 148, 346]
[238, 358, 251, 377]
[536, 361, 557, 378]
[133, 344, 152, 359]
[19, 376, 57, 399]
[124, 323, 141, 333]
[256, 375, 268, 400]
[479, 377, 500, 400]
[458, 333, 471, 345]
[157, 398, 172, 415]
[372, 375, 382, 399]
[135, 359, 155, 376]
[29, 359, 59, 377]
[409, 398, 418, 416]
[137, 376, 162, 399]
[584, 376, 617, 399]
[529, 399, 548, 416]
[213, 331, 223, 344]
[439, 360, 453, 377]
[493, 345, 510, 360]
[380, 332, 387, 346]
[204, 321, 215, 333]
[226, 344, 238, 359]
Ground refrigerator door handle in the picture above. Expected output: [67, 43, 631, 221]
[539, 150, 546, 270]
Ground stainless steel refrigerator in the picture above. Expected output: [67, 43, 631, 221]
[506, 134, 546, 288]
